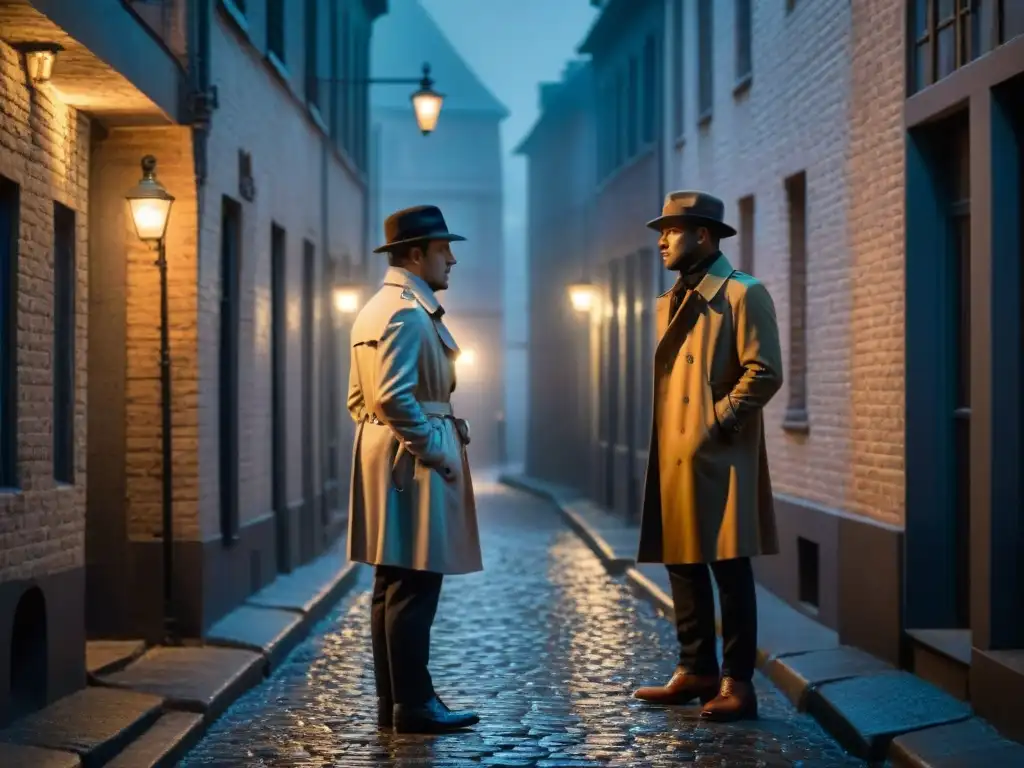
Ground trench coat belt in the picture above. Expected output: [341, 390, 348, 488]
[362, 400, 454, 426]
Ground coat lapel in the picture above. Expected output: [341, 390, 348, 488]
[382, 266, 460, 355]
[655, 253, 735, 354]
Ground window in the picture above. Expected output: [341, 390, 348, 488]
[910, 0, 1024, 95]
[304, 0, 319, 106]
[941, 115, 971, 629]
[301, 240, 315, 546]
[0, 177, 17, 488]
[784, 172, 808, 429]
[270, 224, 288, 565]
[219, 197, 241, 543]
[697, 0, 713, 120]
[642, 35, 657, 144]
[329, 0, 339, 139]
[53, 203, 75, 484]
[267, 0, 284, 63]
[672, 0, 684, 138]
[627, 56, 639, 157]
[615, 70, 626, 167]
[735, 0, 752, 84]
[340, 8, 351, 151]
[738, 195, 755, 274]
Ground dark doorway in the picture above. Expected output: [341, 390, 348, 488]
[322, 258, 340, 520]
[270, 224, 289, 571]
[52, 203, 76, 485]
[10, 587, 47, 719]
[219, 197, 241, 544]
[301, 240, 315, 562]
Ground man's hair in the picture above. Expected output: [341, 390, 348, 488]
[386, 242, 421, 268]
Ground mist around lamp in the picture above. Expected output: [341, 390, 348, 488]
[333, 285, 362, 314]
[568, 282, 597, 313]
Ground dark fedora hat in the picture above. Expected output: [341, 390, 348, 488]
[372, 204, 466, 254]
[645, 190, 737, 238]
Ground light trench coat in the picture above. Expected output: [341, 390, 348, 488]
[637, 253, 783, 565]
[346, 267, 482, 575]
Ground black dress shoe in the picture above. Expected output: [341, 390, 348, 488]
[393, 696, 479, 734]
[377, 699, 393, 729]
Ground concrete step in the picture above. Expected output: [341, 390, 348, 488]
[0, 742, 81, 768]
[0, 687, 163, 767]
[205, 603, 304, 671]
[97, 646, 264, 723]
[105, 711, 205, 768]
[86, 640, 147, 680]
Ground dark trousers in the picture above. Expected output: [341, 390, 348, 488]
[667, 556, 757, 682]
[371, 565, 444, 706]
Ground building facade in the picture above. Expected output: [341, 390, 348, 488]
[369, 0, 509, 468]
[0, 0, 385, 724]
[517, 60, 596, 493]
[522, 0, 1024, 743]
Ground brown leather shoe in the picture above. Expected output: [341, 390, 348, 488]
[633, 667, 720, 705]
[700, 677, 758, 721]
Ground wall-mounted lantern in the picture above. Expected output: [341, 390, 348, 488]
[21, 43, 62, 85]
[567, 282, 597, 314]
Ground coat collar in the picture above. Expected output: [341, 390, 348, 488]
[656, 253, 735, 344]
[382, 266, 443, 316]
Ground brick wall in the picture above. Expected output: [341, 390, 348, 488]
[199, 13, 366, 541]
[0, 41, 90, 581]
[668, 0, 906, 525]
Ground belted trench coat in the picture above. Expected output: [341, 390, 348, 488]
[346, 267, 482, 575]
[637, 253, 783, 565]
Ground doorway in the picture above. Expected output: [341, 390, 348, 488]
[270, 223, 289, 571]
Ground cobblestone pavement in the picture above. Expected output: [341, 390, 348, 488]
[182, 482, 867, 767]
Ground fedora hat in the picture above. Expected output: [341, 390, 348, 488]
[372, 205, 466, 254]
[645, 190, 737, 238]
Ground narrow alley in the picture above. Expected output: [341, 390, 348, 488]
[180, 483, 864, 767]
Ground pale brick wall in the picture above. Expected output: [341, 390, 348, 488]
[199, 12, 366, 541]
[666, 0, 906, 525]
[98, 127, 201, 541]
[0, 41, 89, 580]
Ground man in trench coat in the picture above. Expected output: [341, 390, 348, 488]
[632, 191, 783, 722]
[347, 204, 482, 734]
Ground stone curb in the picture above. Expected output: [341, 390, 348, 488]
[499, 474, 1024, 766]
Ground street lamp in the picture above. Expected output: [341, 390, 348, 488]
[328, 62, 444, 136]
[410, 64, 444, 135]
[19, 43, 61, 85]
[125, 155, 177, 644]
[567, 282, 597, 314]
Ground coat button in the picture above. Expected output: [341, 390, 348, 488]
[686, 354, 694, 364]
[682, 396, 689, 404]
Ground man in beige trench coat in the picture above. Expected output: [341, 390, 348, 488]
[633, 191, 783, 722]
[347, 205, 482, 734]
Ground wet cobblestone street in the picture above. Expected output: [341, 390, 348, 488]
[181, 482, 866, 767]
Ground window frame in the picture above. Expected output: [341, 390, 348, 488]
[52, 202, 76, 485]
[0, 176, 18, 489]
[697, 0, 714, 122]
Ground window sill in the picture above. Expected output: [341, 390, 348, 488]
[0, 485, 22, 497]
[782, 409, 810, 434]
[733, 72, 752, 98]
[266, 51, 289, 85]
[308, 103, 328, 134]
[218, 0, 249, 35]
[697, 109, 713, 129]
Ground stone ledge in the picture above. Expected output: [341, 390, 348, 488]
[765, 646, 894, 710]
[807, 671, 972, 761]
[0, 687, 163, 766]
[105, 711, 205, 768]
[0, 742, 81, 768]
[888, 717, 1024, 767]
[96, 646, 264, 723]
[205, 604, 304, 671]
[85, 640, 147, 680]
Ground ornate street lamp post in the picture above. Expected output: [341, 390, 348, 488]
[125, 155, 177, 643]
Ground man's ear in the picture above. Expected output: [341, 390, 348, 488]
[409, 246, 424, 264]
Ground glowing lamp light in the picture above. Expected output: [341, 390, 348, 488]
[333, 286, 361, 314]
[568, 282, 596, 313]
[23, 44, 61, 85]
[411, 63, 444, 135]
[456, 348, 476, 369]
[125, 155, 174, 243]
